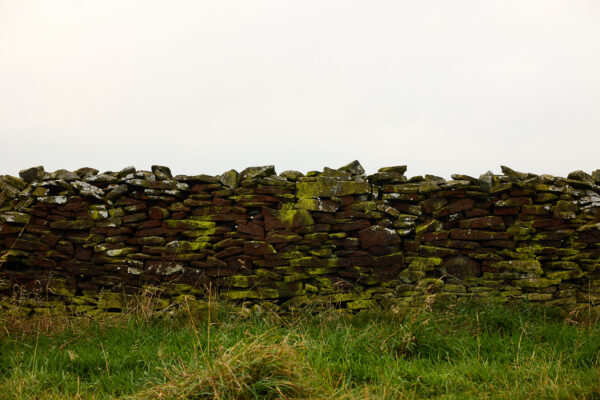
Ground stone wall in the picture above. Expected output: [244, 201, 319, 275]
[1, 162, 599, 315]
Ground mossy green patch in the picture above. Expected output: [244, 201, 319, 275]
[296, 180, 370, 198]
[491, 260, 543, 274]
[165, 220, 216, 230]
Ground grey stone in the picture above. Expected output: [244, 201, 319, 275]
[74, 167, 99, 179]
[19, 166, 45, 182]
[118, 166, 136, 178]
[338, 160, 365, 176]
[500, 165, 537, 180]
[240, 165, 276, 181]
[442, 255, 480, 279]
[220, 169, 240, 189]
[72, 181, 104, 201]
[567, 170, 594, 184]
[85, 174, 118, 184]
[378, 165, 407, 174]
[105, 184, 128, 201]
[50, 169, 79, 181]
[279, 170, 304, 181]
[152, 165, 172, 179]
[478, 171, 494, 192]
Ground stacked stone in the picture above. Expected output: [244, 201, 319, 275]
[379, 166, 600, 310]
[0, 162, 599, 316]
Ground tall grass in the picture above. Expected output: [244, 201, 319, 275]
[1, 298, 599, 400]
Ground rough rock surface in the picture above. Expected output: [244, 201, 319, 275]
[1, 161, 599, 315]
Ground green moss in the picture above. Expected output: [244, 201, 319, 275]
[399, 269, 426, 284]
[223, 275, 255, 288]
[491, 260, 543, 274]
[420, 245, 459, 258]
[275, 282, 306, 296]
[105, 247, 137, 257]
[328, 232, 347, 239]
[290, 257, 321, 267]
[296, 180, 370, 198]
[180, 229, 217, 238]
[546, 269, 584, 280]
[165, 219, 216, 230]
[415, 219, 442, 236]
[0, 212, 31, 224]
[296, 198, 339, 212]
[88, 209, 109, 220]
[48, 279, 76, 297]
[513, 278, 561, 288]
[507, 225, 535, 240]
[346, 299, 376, 309]
[306, 268, 333, 275]
[328, 292, 370, 302]
[309, 248, 332, 257]
[68, 233, 104, 245]
[283, 273, 310, 283]
[304, 233, 329, 241]
[275, 209, 315, 228]
[97, 292, 127, 309]
[407, 257, 443, 271]
[521, 293, 553, 301]
[49, 220, 94, 230]
[418, 182, 441, 194]
[221, 288, 280, 300]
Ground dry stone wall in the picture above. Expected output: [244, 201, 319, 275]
[1, 162, 599, 315]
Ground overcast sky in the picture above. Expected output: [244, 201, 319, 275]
[1, 1, 599, 179]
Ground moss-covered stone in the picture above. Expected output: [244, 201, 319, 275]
[545, 261, 579, 270]
[399, 269, 426, 284]
[0, 212, 31, 224]
[296, 198, 339, 212]
[327, 292, 370, 302]
[309, 248, 333, 257]
[105, 247, 138, 257]
[283, 273, 310, 283]
[48, 278, 76, 297]
[347, 299, 376, 309]
[491, 260, 543, 274]
[221, 288, 280, 300]
[415, 219, 442, 236]
[165, 240, 210, 254]
[220, 169, 240, 189]
[290, 257, 322, 267]
[165, 220, 216, 230]
[50, 220, 94, 230]
[545, 269, 583, 280]
[223, 275, 256, 288]
[407, 257, 442, 271]
[513, 277, 560, 288]
[418, 182, 441, 194]
[97, 292, 127, 309]
[263, 208, 314, 230]
[296, 180, 370, 198]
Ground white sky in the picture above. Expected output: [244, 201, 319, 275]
[1, 1, 599, 179]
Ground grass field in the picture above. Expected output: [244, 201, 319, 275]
[0, 299, 599, 400]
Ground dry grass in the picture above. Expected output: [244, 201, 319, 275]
[134, 332, 312, 400]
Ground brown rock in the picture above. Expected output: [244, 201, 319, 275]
[237, 221, 265, 237]
[458, 216, 505, 230]
[449, 229, 509, 241]
[442, 255, 480, 279]
[433, 199, 475, 218]
[358, 225, 400, 249]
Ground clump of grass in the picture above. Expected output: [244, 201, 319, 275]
[137, 332, 311, 400]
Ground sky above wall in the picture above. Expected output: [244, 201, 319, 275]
[1, 1, 599, 179]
